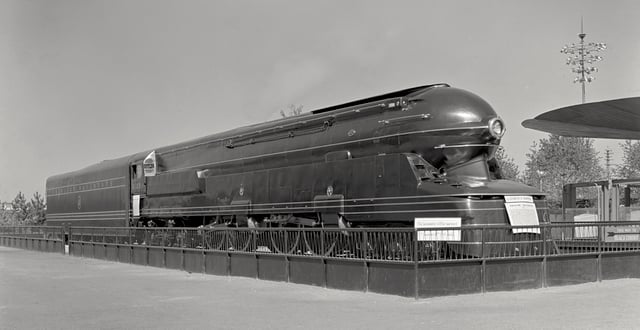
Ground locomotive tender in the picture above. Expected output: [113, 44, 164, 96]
[46, 84, 546, 232]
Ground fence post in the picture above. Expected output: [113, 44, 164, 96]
[60, 226, 65, 254]
[201, 228, 206, 274]
[253, 228, 258, 279]
[66, 225, 71, 255]
[284, 228, 290, 283]
[542, 224, 547, 288]
[320, 228, 324, 255]
[414, 229, 419, 300]
[363, 230, 369, 293]
[283, 228, 288, 254]
[597, 223, 602, 282]
[225, 230, 230, 276]
[481, 226, 486, 293]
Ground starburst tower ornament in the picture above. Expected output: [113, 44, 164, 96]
[560, 19, 606, 103]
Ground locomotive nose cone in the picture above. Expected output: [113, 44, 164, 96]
[416, 87, 498, 126]
[411, 87, 503, 168]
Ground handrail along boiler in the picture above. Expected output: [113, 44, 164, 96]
[46, 84, 547, 256]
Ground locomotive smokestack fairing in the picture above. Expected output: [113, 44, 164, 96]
[46, 84, 547, 239]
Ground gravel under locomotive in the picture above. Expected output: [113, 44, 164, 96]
[46, 84, 547, 238]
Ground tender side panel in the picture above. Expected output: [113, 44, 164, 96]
[46, 159, 129, 227]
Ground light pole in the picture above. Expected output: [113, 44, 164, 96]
[537, 170, 545, 191]
[560, 19, 606, 104]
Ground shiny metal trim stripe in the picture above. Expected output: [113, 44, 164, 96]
[164, 126, 487, 173]
[137, 208, 507, 217]
[140, 199, 490, 213]
[139, 196, 545, 212]
[138, 202, 546, 216]
[47, 177, 126, 191]
[47, 210, 127, 217]
[47, 214, 126, 219]
[46, 217, 126, 222]
[47, 185, 126, 197]
[342, 208, 506, 215]
[137, 193, 542, 211]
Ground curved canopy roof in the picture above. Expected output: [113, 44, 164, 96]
[522, 97, 640, 139]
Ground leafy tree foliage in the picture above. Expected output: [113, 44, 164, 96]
[524, 135, 603, 207]
[28, 192, 47, 225]
[0, 191, 47, 225]
[493, 147, 521, 181]
[11, 192, 29, 223]
[280, 104, 304, 118]
[0, 205, 12, 224]
[616, 140, 640, 178]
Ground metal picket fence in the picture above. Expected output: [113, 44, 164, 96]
[5, 222, 640, 261]
[35, 221, 640, 261]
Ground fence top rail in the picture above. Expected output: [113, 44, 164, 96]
[58, 221, 640, 233]
[1, 225, 63, 229]
[546, 221, 640, 226]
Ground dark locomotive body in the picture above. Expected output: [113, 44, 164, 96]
[46, 84, 547, 234]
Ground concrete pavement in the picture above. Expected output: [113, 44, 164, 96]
[1, 246, 639, 329]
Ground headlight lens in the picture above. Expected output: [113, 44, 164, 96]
[488, 118, 505, 138]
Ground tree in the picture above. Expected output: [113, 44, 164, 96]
[616, 140, 640, 178]
[11, 192, 29, 224]
[280, 104, 304, 118]
[0, 202, 11, 225]
[524, 135, 603, 207]
[493, 147, 521, 181]
[0, 191, 47, 225]
[27, 192, 46, 225]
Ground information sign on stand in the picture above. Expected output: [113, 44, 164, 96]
[504, 196, 540, 234]
[414, 218, 461, 241]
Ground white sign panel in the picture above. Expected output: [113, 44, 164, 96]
[132, 195, 140, 217]
[415, 217, 461, 241]
[504, 202, 540, 234]
[605, 225, 640, 242]
[574, 213, 598, 239]
[505, 195, 534, 203]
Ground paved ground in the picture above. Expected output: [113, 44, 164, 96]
[1, 247, 640, 329]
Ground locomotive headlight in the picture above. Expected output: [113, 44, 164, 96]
[488, 118, 505, 138]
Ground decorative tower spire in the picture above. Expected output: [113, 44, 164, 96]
[560, 18, 606, 104]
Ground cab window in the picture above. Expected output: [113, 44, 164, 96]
[131, 164, 143, 179]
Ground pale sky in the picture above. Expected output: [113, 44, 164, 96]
[1, 0, 639, 201]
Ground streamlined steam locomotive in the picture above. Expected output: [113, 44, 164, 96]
[46, 84, 547, 232]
